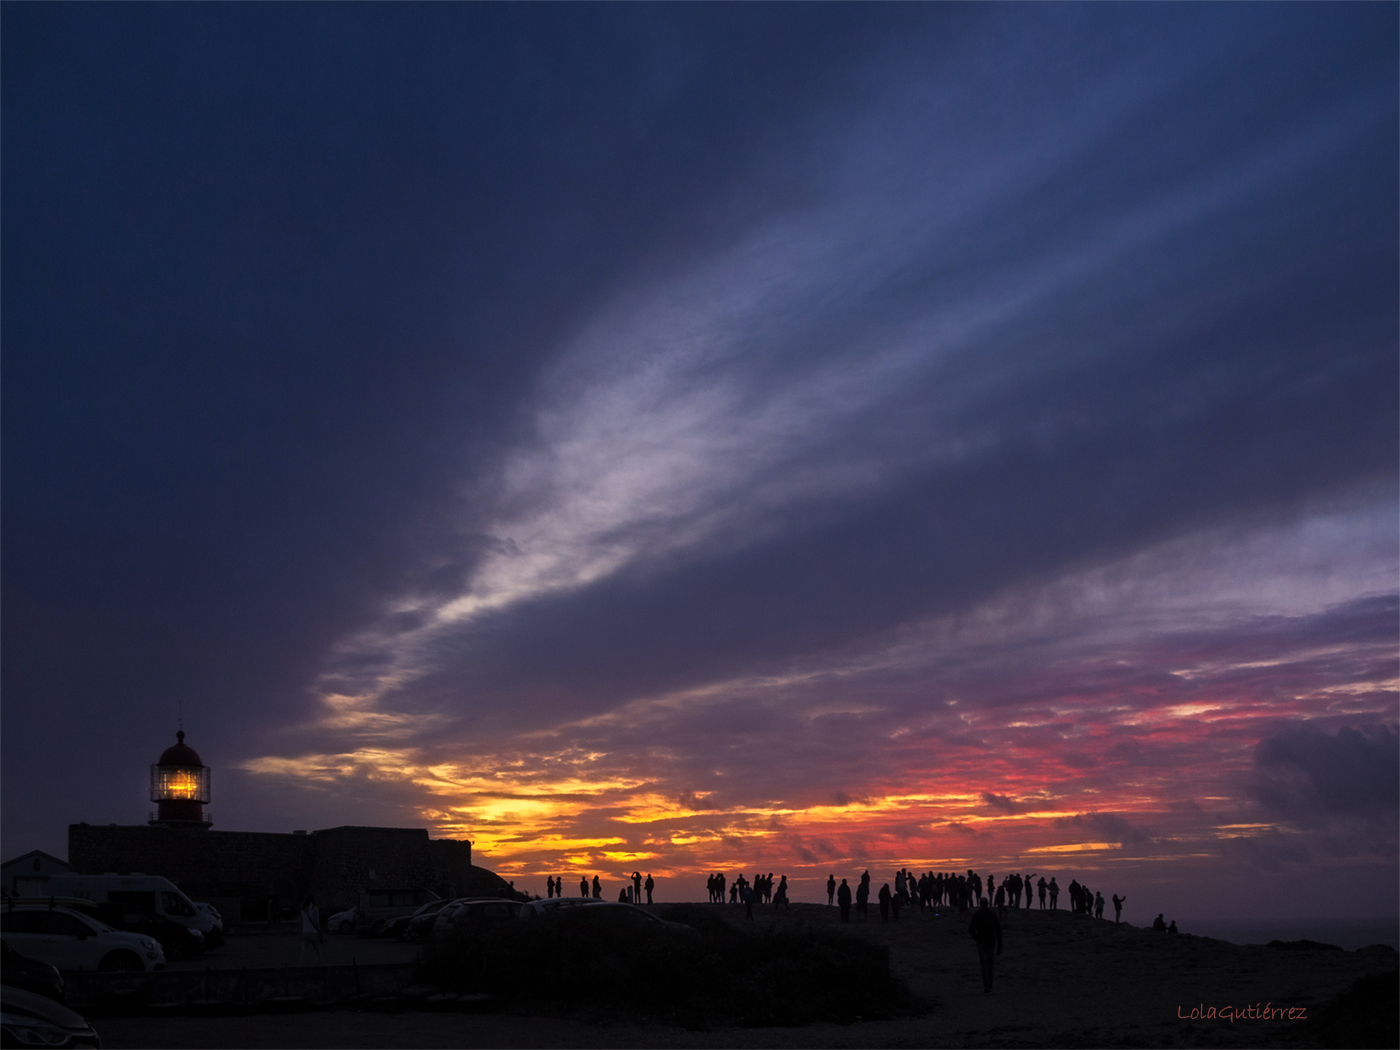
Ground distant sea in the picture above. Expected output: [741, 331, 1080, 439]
[1177, 917, 1399, 951]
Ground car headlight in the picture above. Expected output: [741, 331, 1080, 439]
[0, 1012, 72, 1046]
[190, 928, 204, 941]
[140, 937, 159, 950]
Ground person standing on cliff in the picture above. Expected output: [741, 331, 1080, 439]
[968, 897, 1002, 994]
[644, 873, 654, 904]
[592, 875, 602, 899]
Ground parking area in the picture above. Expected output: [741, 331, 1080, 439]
[166, 930, 419, 971]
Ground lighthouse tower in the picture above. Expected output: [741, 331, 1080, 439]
[149, 729, 212, 828]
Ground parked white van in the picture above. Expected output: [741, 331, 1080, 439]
[46, 875, 222, 947]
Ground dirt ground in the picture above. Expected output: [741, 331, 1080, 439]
[96, 903, 1397, 1048]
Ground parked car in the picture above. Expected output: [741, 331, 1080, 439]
[546, 901, 696, 935]
[1, 939, 66, 1002]
[517, 897, 607, 919]
[0, 984, 100, 1048]
[430, 898, 522, 941]
[87, 902, 205, 960]
[46, 875, 221, 948]
[393, 899, 451, 941]
[7, 897, 202, 963]
[327, 908, 358, 934]
[0, 902, 165, 972]
[355, 888, 440, 936]
[192, 902, 223, 936]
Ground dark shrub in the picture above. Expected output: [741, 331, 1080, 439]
[421, 907, 915, 1027]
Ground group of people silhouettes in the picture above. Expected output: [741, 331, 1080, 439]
[544, 872, 655, 904]
[813, 865, 1135, 946]
[538, 864, 1147, 943]
[704, 872, 789, 918]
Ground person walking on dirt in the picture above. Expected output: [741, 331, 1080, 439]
[968, 898, 1002, 994]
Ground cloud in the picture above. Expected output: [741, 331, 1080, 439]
[1054, 812, 1153, 848]
[982, 792, 1023, 815]
[1252, 723, 1399, 826]
[302, 8, 1398, 739]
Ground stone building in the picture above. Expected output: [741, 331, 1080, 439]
[1, 849, 70, 896]
[64, 730, 495, 922]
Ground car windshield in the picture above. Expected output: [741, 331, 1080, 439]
[161, 891, 196, 917]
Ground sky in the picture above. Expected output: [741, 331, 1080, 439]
[3, 4, 1396, 924]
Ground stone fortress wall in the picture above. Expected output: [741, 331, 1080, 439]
[68, 823, 478, 922]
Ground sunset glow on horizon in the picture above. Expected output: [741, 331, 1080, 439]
[5, 4, 1395, 925]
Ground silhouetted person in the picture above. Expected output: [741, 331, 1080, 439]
[729, 881, 739, 904]
[546, 876, 555, 898]
[632, 871, 642, 904]
[1048, 877, 1059, 910]
[1152, 913, 1167, 932]
[1094, 891, 1104, 919]
[592, 875, 601, 899]
[1112, 894, 1125, 923]
[1037, 877, 1048, 910]
[580, 876, 589, 897]
[299, 894, 323, 965]
[618, 887, 629, 902]
[645, 873, 654, 904]
[827, 874, 836, 905]
[774, 875, 789, 910]
[968, 898, 1002, 994]
[837, 878, 852, 922]
[878, 883, 892, 922]
[856, 878, 870, 920]
[1168, 920, 1178, 934]
[742, 881, 756, 921]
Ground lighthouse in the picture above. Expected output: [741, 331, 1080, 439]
[149, 729, 212, 828]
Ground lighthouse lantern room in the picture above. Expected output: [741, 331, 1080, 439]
[149, 730, 212, 828]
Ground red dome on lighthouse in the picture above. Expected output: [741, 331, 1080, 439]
[157, 730, 203, 767]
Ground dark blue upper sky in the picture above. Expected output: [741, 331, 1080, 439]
[3, 4, 1395, 916]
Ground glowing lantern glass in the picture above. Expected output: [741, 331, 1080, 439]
[149, 729, 212, 826]
[150, 764, 211, 803]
